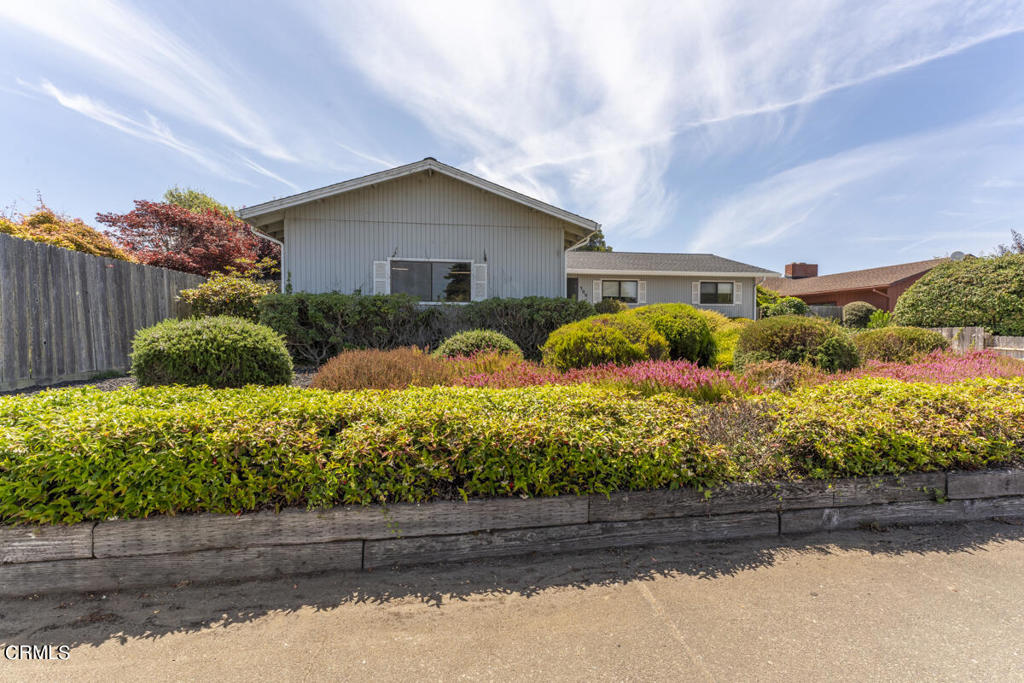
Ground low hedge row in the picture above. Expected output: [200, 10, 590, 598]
[2, 378, 1023, 525]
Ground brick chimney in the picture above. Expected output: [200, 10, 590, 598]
[785, 262, 818, 279]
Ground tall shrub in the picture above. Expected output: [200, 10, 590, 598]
[892, 254, 1024, 335]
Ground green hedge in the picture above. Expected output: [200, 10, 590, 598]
[258, 293, 594, 364]
[771, 378, 1024, 478]
[2, 378, 1023, 525]
[0, 385, 725, 524]
[893, 254, 1024, 335]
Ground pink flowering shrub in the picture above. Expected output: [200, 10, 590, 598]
[456, 359, 749, 401]
[843, 350, 1024, 384]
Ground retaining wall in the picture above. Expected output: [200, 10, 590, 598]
[3, 469, 1024, 598]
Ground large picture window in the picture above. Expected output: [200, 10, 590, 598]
[390, 260, 472, 302]
[601, 280, 638, 303]
[700, 281, 734, 305]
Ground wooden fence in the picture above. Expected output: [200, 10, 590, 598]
[0, 233, 204, 392]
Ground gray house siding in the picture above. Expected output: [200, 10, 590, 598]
[281, 172, 567, 297]
[574, 274, 758, 319]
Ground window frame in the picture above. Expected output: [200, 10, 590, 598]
[698, 280, 736, 306]
[388, 257, 474, 304]
[600, 279, 640, 304]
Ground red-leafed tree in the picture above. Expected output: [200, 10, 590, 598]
[97, 200, 279, 277]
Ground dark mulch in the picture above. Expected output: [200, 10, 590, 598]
[3, 370, 317, 397]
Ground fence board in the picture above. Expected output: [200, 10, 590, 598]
[0, 234, 204, 391]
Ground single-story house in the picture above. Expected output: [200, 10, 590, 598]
[760, 258, 948, 311]
[566, 251, 777, 320]
[238, 157, 597, 300]
[238, 158, 777, 315]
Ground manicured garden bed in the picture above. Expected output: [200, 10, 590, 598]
[2, 375, 1023, 525]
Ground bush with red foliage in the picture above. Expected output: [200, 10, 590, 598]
[97, 200, 279, 276]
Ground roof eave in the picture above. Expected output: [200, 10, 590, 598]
[567, 268, 780, 278]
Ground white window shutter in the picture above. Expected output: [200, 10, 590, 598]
[637, 281, 647, 305]
[691, 281, 700, 304]
[373, 261, 389, 295]
[734, 281, 742, 305]
[593, 280, 602, 303]
[471, 263, 488, 301]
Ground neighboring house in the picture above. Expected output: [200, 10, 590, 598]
[567, 251, 778, 319]
[760, 258, 948, 311]
[237, 158, 598, 299]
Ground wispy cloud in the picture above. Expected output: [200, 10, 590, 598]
[22, 78, 233, 176]
[309, 0, 1024, 238]
[0, 0, 293, 162]
[238, 155, 301, 192]
[690, 110, 1024, 260]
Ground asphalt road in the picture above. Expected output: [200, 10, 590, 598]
[3, 520, 1024, 682]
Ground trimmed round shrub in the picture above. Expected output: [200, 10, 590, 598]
[764, 296, 810, 317]
[594, 299, 628, 314]
[734, 315, 860, 371]
[131, 316, 293, 387]
[312, 347, 451, 390]
[842, 301, 877, 329]
[628, 304, 716, 365]
[893, 254, 1024, 335]
[542, 314, 669, 370]
[433, 329, 522, 358]
[852, 326, 950, 363]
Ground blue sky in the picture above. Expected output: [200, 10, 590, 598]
[2, 1, 1024, 274]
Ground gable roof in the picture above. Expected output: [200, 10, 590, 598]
[237, 157, 599, 240]
[566, 251, 778, 277]
[761, 258, 947, 296]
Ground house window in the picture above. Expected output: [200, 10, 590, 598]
[602, 280, 638, 303]
[390, 260, 472, 302]
[700, 281, 734, 305]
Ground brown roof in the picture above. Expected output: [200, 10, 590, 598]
[761, 258, 947, 296]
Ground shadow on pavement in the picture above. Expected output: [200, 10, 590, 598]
[2, 519, 1023, 648]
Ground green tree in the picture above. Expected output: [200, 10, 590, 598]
[163, 186, 234, 217]
[577, 230, 613, 252]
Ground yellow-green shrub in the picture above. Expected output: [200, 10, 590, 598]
[0, 205, 131, 261]
[697, 310, 752, 369]
[541, 314, 669, 370]
[627, 304, 716, 365]
[179, 271, 276, 321]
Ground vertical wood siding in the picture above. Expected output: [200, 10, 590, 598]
[573, 274, 758, 319]
[281, 172, 567, 297]
[0, 234, 204, 392]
